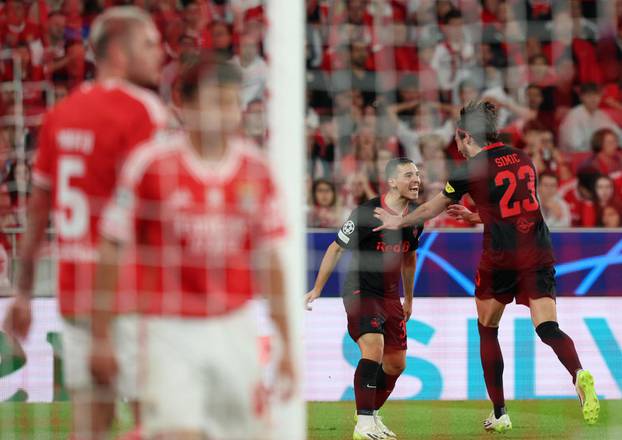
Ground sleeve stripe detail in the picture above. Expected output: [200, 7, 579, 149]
[117, 82, 168, 126]
[119, 134, 181, 187]
[338, 230, 350, 244]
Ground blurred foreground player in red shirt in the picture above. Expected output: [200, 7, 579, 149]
[90, 53, 295, 439]
[374, 102, 600, 433]
[3, 6, 168, 439]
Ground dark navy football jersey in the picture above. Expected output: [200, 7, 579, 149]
[443, 142, 555, 271]
[335, 196, 423, 298]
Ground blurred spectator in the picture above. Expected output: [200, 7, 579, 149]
[538, 172, 571, 228]
[600, 79, 622, 127]
[2, 41, 44, 82]
[182, 0, 209, 47]
[394, 74, 420, 116]
[559, 83, 621, 152]
[331, 42, 377, 107]
[307, 178, 342, 228]
[561, 166, 600, 227]
[51, 40, 95, 91]
[597, 17, 622, 84]
[243, 99, 266, 147]
[431, 9, 476, 102]
[375, 148, 394, 186]
[160, 34, 199, 104]
[152, 0, 182, 35]
[418, 133, 448, 185]
[593, 175, 622, 226]
[231, 29, 267, 109]
[209, 20, 234, 59]
[585, 128, 622, 176]
[523, 124, 559, 175]
[0, 0, 42, 49]
[414, 39, 440, 102]
[62, 0, 86, 42]
[341, 171, 377, 212]
[524, 83, 555, 130]
[305, 0, 323, 69]
[161, 18, 185, 63]
[309, 115, 336, 180]
[332, 88, 364, 155]
[385, 100, 453, 163]
[599, 205, 622, 227]
[544, 7, 601, 85]
[340, 124, 380, 189]
[43, 10, 68, 77]
[330, 0, 373, 47]
[374, 20, 417, 73]
[527, 54, 556, 88]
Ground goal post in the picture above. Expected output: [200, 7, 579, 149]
[266, 0, 307, 439]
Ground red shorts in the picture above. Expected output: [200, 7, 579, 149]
[342, 293, 406, 350]
[475, 266, 556, 306]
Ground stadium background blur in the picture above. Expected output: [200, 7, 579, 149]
[0, 0, 621, 438]
[0, 0, 622, 239]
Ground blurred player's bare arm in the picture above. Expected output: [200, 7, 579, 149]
[2, 186, 51, 339]
[401, 251, 416, 321]
[304, 241, 344, 310]
[260, 249, 296, 398]
[90, 238, 121, 386]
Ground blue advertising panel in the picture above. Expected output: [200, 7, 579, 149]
[307, 230, 622, 297]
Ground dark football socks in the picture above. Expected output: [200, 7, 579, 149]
[536, 321, 582, 383]
[354, 358, 380, 415]
[478, 322, 506, 414]
[374, 365, 401, 410]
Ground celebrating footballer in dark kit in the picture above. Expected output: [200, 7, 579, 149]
[373, 101, 600, 433]
[305, 158, 422, 440]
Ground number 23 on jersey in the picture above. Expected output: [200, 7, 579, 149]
[494, 165, 539, 219]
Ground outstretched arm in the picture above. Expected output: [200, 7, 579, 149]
[373, 192, 454, 231]
[304, 241, 344, 310]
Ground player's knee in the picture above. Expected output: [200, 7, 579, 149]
[384, 359, 406, 376]
[358, 335, 384, 361]
[535, 320, 561, 341]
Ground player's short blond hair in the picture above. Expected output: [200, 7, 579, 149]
[89, 6, 154, 61]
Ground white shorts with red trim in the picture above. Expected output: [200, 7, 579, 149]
[140, 304, 268, 439]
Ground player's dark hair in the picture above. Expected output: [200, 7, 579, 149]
[179, 51, 243, 101]
[385, 157, 414, 180]
[591, 128, 618, 153]
[457, 101, 499, 146]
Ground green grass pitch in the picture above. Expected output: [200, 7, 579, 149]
[308, 400, 622, 440]
[0, 400, 620, 439]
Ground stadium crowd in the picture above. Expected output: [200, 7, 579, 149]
[1, 0, 622, 232]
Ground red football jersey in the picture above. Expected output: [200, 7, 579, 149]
[100, 132, 286, 317]
[32, 80, 169, 317]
